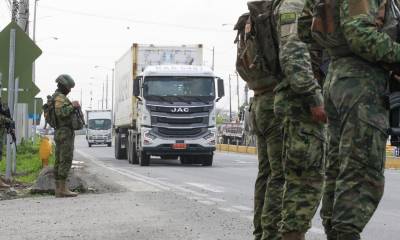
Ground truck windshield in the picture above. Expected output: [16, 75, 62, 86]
[88, 119, 111, 130]
[143, 76, 215, 101]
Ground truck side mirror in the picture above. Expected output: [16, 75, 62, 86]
[216, 78, 225, 102]
[133, 77, 142, 100]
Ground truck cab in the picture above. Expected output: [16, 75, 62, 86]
[128, 65, 224, 166]
[86, 110, 112, 147]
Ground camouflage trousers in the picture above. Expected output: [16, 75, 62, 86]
[321, 57, 388, 240]
[251, 92, 284, 240]
[279, 117, 325, 234]
[54, 127, 75, 180]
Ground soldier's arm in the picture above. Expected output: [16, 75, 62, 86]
[0, 115, 12, 125]
[341, 0, 400, 63]
[278, 0, 323, 108]
[297, 0, 316, 44]
[54, 95, 74, 118]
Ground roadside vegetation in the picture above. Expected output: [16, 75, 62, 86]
[0, 137, 55, 184]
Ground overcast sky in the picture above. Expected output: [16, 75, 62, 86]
[0, 0, 250, 112]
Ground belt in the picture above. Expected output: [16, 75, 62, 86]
[253, 84, 277, 96]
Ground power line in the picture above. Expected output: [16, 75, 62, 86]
[40, 5, 232, 33]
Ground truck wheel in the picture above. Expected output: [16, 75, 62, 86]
[88, 143, 92, 148]
[115, 132, 127, 160]
[180, 156, 193, 165]
[138, 151, 150, 166]
[107, 142, 112, 147]
[202, 155, 213, 166]
[128, 134, 138, 165]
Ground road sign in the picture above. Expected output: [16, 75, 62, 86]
[0, 21, 42, 88]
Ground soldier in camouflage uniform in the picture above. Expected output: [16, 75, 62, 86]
[272, 0, 327, 239]
[299, 0, 398, 239]
[235, 8, 284, 240]
[250, 90, 284, 240]
[0, 101, 14, 189]
[53, 74, 79, 198]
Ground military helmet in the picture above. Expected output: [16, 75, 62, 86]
[56, 74, 75, 89]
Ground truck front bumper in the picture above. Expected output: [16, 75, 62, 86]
[143, 145, 215, 156]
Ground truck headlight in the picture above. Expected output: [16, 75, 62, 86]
[143, 130, 157, 145]
[203, 131, 216, 145]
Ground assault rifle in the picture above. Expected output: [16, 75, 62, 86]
[0, 103, 17, 151]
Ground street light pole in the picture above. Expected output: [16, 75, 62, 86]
[229, 74, 232, 122]
[236, 72, 240, 113]
[106, 74, 109, 109]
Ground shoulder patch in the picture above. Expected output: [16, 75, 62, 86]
[280, 12, 297, 25]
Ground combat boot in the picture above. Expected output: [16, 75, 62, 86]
[282, 232, 305, 240]
[54, 180, 61, 197]
[0, 178, 10, 189]
[58, 180, 78, 198]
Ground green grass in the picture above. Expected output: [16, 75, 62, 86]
[0, 137, 55, 184]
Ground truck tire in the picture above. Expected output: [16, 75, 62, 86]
[180, 156, 193, 165]
[202, 155, 213, 166]
[107, 142, 112, 147]
[88, 143, 92, 148]
[115, 132, 127, 160]
[127, 133, 138, 164]
[138, 151, 150, 166]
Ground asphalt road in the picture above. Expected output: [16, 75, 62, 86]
[1, 136, 399, 240]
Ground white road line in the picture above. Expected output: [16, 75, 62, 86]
[232, 205, 253, 212]
[185, 182, 225, 193]
[218, 207, 240, 213]
[198, 200, 215, 206]
[76, 150, 170, 191]
[207, 197, 226, 203]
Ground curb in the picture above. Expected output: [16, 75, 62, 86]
[217, 144, 400, 170]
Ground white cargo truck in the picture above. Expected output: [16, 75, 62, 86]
[86, 110, 112, 147]
[113, 44, 225, 166]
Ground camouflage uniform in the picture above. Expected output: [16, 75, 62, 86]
[250, 91, 284, 240]
[300, 0, 398, 239]
[53, 90, 75, 180]
[273, 0, 325, 235]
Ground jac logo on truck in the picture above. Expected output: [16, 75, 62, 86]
[171, 107, 190, 113]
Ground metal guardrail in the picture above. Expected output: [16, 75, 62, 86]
[217, 144, 400, 169]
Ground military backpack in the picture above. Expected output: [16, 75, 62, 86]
[43, 95, 58, 129]
[234, 0, 282, 92]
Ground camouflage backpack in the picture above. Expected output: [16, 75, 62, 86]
[234, 0, 282, 91]
[43, 95, 57, 128]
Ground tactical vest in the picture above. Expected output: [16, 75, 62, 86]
[310, 0, 351, 57]
[235, 0, 282, 93]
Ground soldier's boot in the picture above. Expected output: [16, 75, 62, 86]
[282, 232, 305, 240]
[55, 180, 62, 197]
[0, 178, 10, 189]
[58, 180, 78, 198]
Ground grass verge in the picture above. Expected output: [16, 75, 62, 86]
[0, 137, 55, 184]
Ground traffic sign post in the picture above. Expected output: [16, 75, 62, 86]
[0, 22, 42, 180]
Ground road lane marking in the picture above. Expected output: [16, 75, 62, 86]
[198, 200, 215, 206]
[207, 197, 226, 203]
[76, 150, 170, 191]
[232, 205, 253, 212]
[185, 182, 225, 193]
[218, 207, 240, 213]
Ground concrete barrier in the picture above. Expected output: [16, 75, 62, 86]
[217, 144, 400, 169]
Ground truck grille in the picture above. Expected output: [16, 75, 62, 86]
[154, 116, 205, 124]
[149, 105, 211, 114]
[157, 127, 204, 137]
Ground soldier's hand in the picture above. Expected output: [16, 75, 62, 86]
[310, 106, 327, 123]
[72, 101, 81, 108]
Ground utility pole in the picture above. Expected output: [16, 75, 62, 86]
[102, 81, 104, 110]
[11, 0, 18, 21]
[244, 84, 249, 105]
[106, 74, 108, 109]
[111, 68, 114, 126]
[229, 75, 232, 122]
[211, 47, 215, 71]
[17, 0, 29, 32]
[236, 72, 240, 113]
